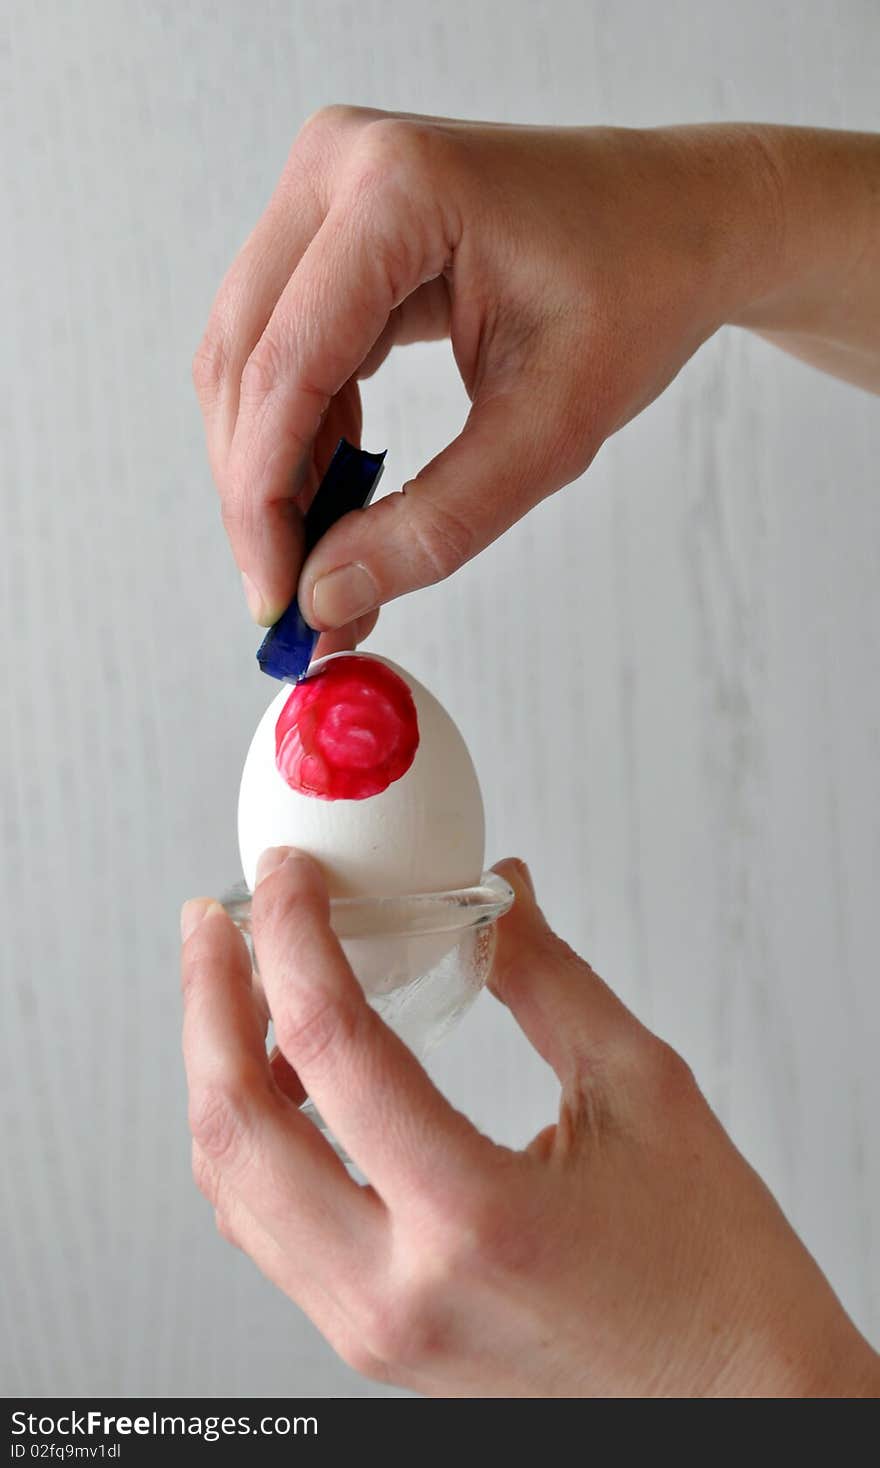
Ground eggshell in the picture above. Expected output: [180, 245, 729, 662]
[238, 653, 485, 899]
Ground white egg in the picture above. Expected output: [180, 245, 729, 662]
[238, 652, 485, 899]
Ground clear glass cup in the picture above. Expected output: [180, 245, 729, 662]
[220, 871, 515, 1156]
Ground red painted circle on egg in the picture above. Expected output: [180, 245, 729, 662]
[275, 655, 420, 800]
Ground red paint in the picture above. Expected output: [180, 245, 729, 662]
[275, 655, 419, 800]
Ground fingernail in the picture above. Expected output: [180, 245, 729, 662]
[180, 898, 217, 942]
[310, 563, 378, 630]
[241, 571, 269, 626]
[513, 859, 535, 897]
[256, 846, 293, 886]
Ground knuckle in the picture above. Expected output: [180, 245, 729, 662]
[191, 1144, 220, 1206]
[343, 120, 450, 306]
[239, 334, 286, 405]
[491, 921, 568, 1005]
[286, 106, 375, 196]
[180, 926, 224, 1001]
[346, 119, 451, 230]
[333, 1332, 390, 1382]
[359, 1284, 446, 1371]
[539, 925, 583, 975]
[352, 116, 432, 180]
[642, 1037, 699, 1111]
[219, 483, 248, 541]
[191, 323, 229, 402]
[180, 944, 202, 1000]
[214, 1209, 240, 1250]
[407, 494, 476, 583]
[297, 102, 364, 146]
[273, 991, 360, 1074]
[187, 1082, 250, 1165]
[252, 873, 324, 948]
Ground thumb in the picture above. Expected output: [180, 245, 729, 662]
[490, 859, 647, 1088]
[298, 383, 577, 629]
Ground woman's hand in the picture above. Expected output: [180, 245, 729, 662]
[180, 852, 879, 1397]
[190, 111, 769, 633]
[193, 111, 880, 634]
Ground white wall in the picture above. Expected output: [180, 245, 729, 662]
[2, 0, 878, 1397]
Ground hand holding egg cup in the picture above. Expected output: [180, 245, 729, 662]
[185, 848, 879, 1398]
[225, 652, 513, 1144]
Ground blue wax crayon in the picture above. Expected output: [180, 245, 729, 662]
[256, 438, 386, 684]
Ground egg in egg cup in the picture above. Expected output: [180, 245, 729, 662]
[222, 652, 514, 1129]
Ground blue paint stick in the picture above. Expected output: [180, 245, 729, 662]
[256, 438, 386, 684]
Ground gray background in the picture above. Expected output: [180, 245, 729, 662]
[2, 0, 878, 1398]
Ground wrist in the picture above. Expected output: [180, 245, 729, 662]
[644, 122, 793, 335]
[720, 124, 880, 339]
[649, 122, 880, 350]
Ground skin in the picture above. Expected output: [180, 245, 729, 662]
[192, 112, 880, 630]
[181, 853, 880, 1397]
[186, 115, 880, 1394]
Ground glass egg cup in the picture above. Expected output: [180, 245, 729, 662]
[220, 871, 515, 1158]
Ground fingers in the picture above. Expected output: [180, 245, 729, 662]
[220, 155, 451, 623]
[192, 106, 365, 485]
[313, 607, 380, 661]
[181, 899, 271, 1082]
[193, 1141, 381, 1373]
[197, 105, 593, 628]
[489, 861, 650, 1090]
[231, 374, 364, 628]
[180, 898, 380, 1285]
[192, 188, 324, 487]
[193, 111, 368, 626]
[299, 384, 574, 629]
[251, 848, 491, 1209]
